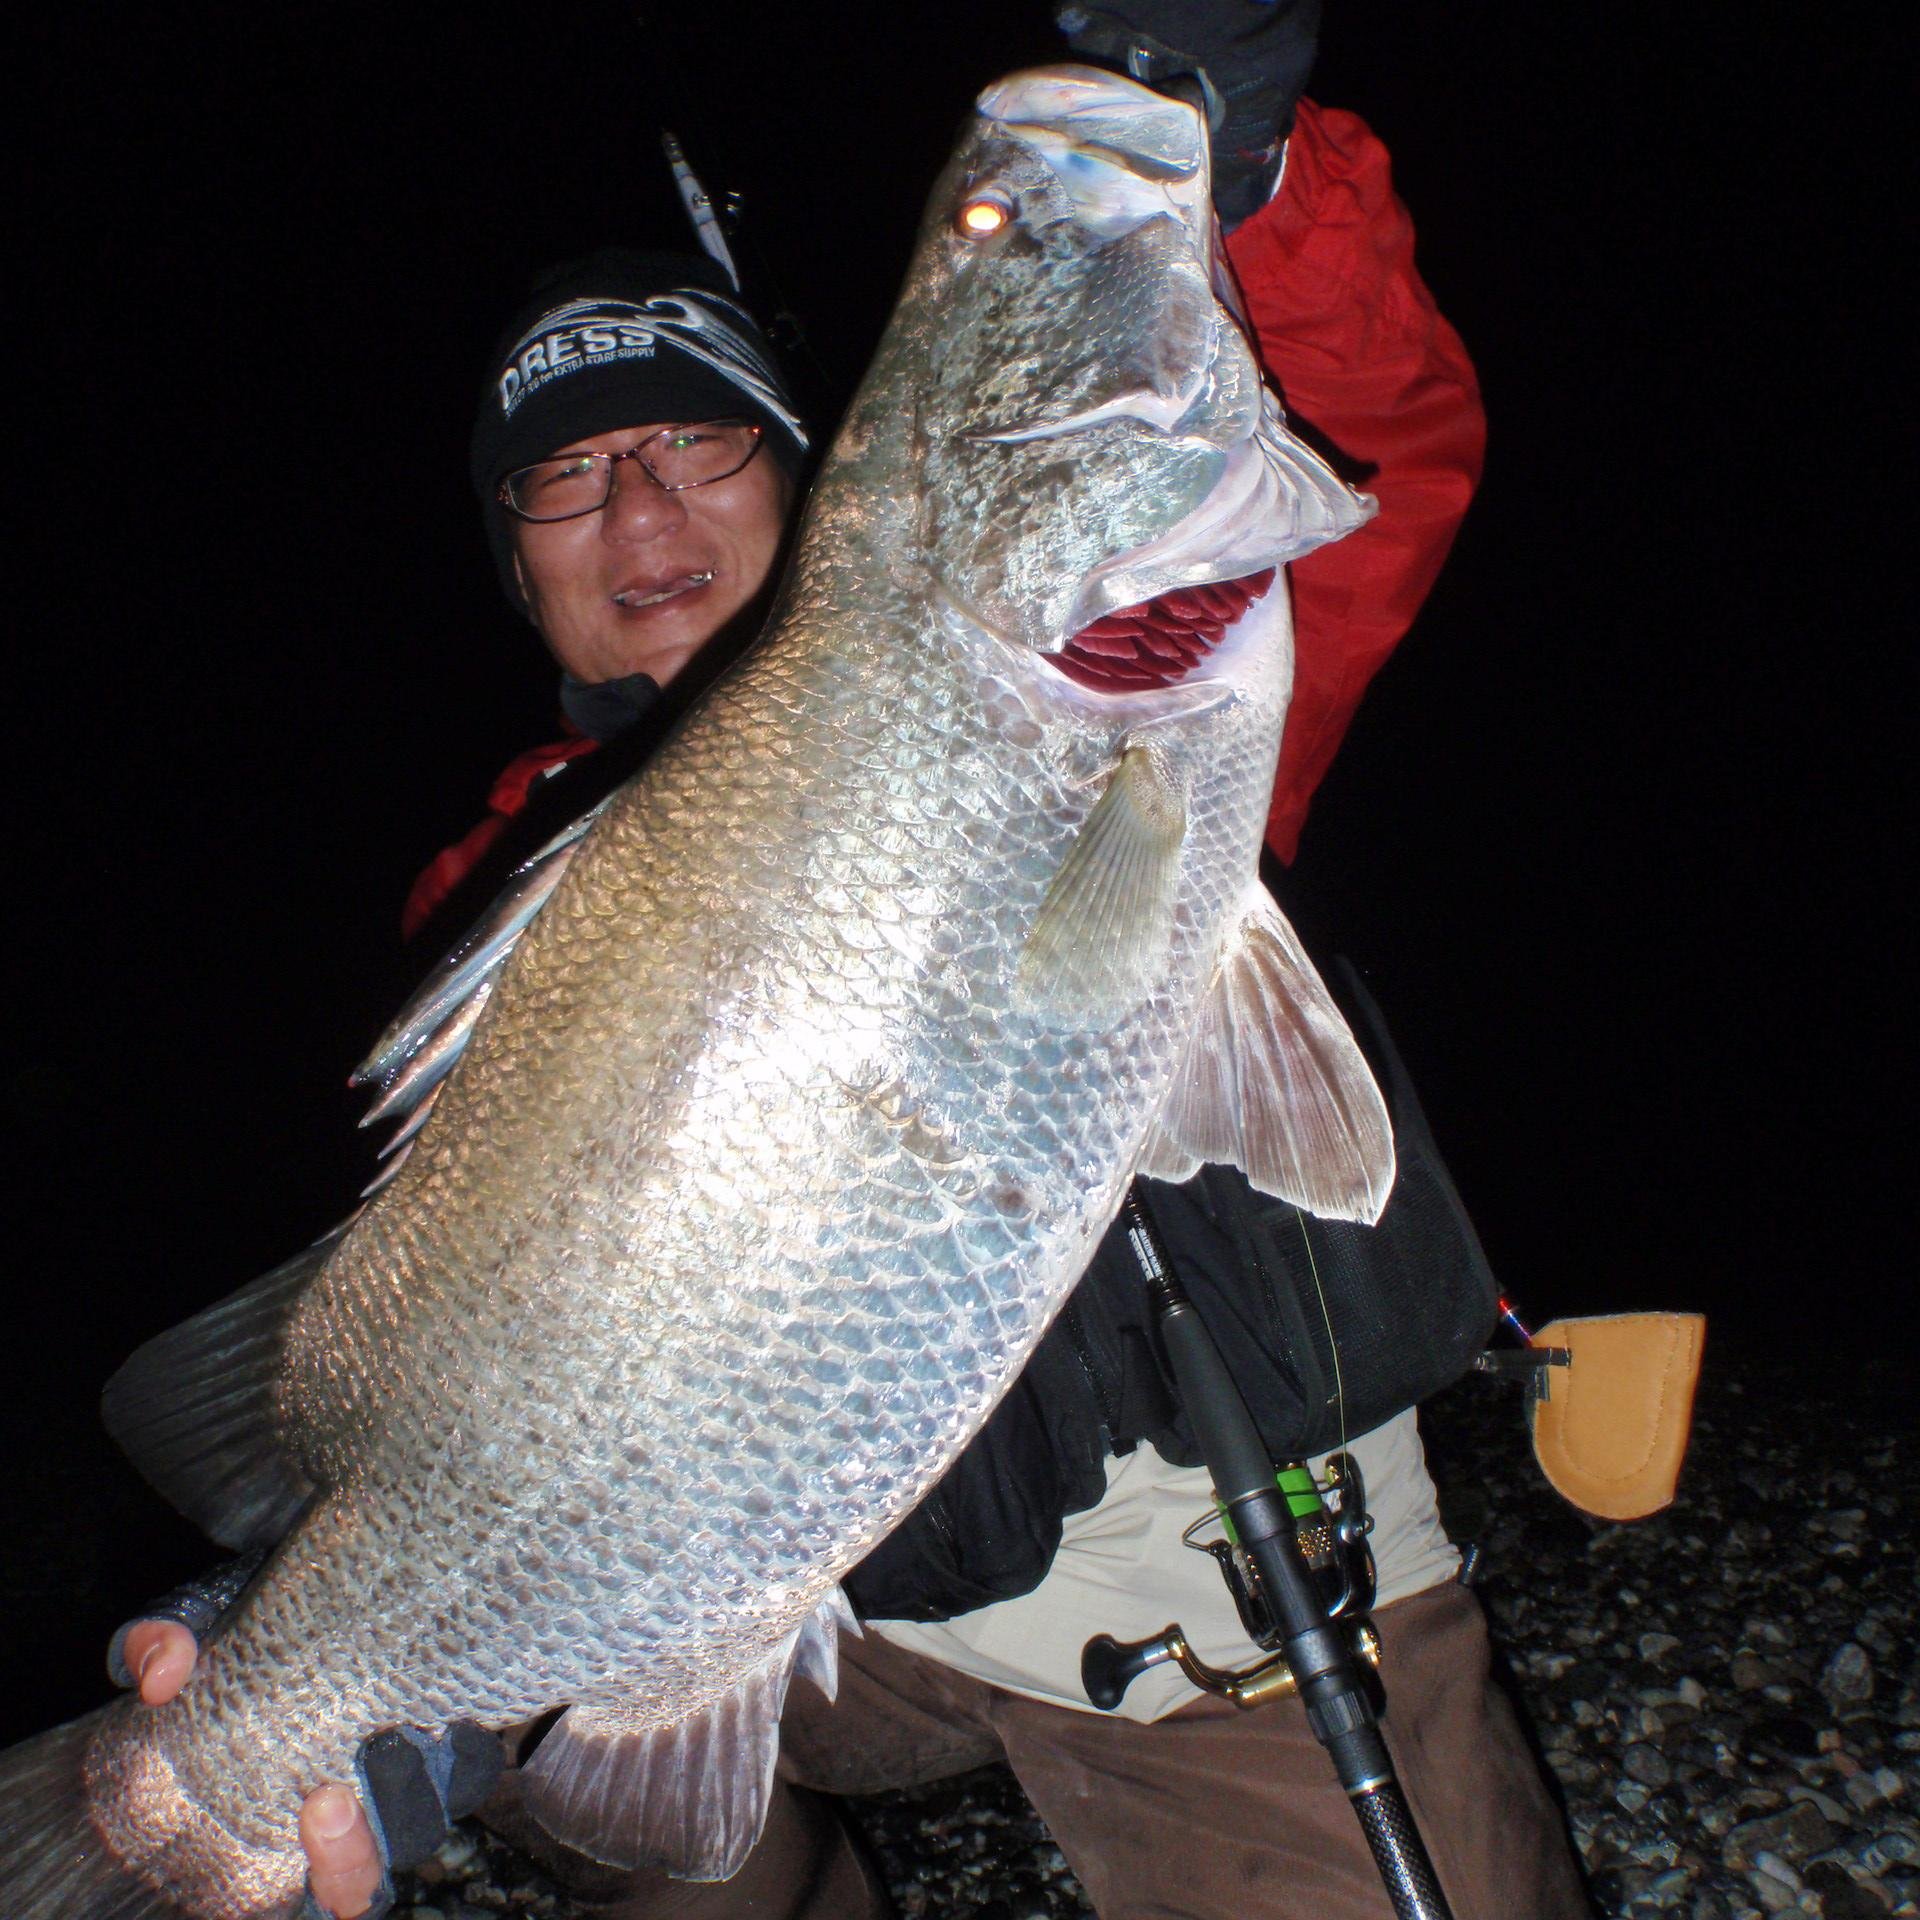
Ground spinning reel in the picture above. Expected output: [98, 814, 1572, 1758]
[1081, 1448, 1382, 1713]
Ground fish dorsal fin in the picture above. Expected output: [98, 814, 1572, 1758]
[100, 1231, 339, 1547]
[1015, 743, 1186, 1020]
[350, 803, 607, 1140]
[1142, 882, 1396, 1223]
[521, 1591, 858, 1880]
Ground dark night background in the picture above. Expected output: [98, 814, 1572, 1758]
[2, 2, 1901, 1744]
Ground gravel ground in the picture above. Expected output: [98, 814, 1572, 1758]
[377, 1346, 1915, 1918]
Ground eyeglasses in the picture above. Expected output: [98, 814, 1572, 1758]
[498, 421, 765, 521]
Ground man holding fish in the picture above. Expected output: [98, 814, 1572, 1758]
[92, 12, 1588, 1920]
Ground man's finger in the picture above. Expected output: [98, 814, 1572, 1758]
[300, 1784, 386, 1920]
[122, 1620, 199, 1706]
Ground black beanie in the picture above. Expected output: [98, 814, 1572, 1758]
[472, 248, 809, 613]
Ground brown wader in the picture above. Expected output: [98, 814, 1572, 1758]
[479, 1579, 1591, 1919]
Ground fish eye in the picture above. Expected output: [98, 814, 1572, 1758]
[955, 192, 1013, 239]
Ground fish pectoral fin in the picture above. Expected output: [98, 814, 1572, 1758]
[100, 1231, 333, 1549]
[1015, 743, 1186, 1021]
[1143, 882, 1396, 1224]
[521, 1589, 859, 1880]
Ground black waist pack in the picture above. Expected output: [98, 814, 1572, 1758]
[845, 965, 1500, 1624]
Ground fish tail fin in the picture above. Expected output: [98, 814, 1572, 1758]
[0, 1708, 184, 1918]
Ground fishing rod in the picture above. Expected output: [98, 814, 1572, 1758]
[661, 129, 741, 291]
[1081, 1188, 1455, 1920]
[635, 6, 825, 390]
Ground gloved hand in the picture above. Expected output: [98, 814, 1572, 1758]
[283, 1724, 502, 1920]
[1054, 0, 1321, 226]
[111, 1572, 503, 1920]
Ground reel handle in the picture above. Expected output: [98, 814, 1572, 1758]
[1082, 1619, 1382, 1714]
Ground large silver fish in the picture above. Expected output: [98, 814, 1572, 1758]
[1, 66, 1390, 1919]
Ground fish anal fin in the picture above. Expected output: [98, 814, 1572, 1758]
[1015, 743, 1185, 1021]
[99, 1234, 334, 1549]
[1145, 883, 1395, 1223]
[522, 1591, 856, 1880]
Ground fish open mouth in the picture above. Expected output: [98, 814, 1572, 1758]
[1052, 569, 1276, 692]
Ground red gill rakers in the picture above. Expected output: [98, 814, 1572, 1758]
[1053, 569, 1276, 693]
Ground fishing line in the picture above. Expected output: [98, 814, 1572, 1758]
[1295, 1210, 1348, 1472]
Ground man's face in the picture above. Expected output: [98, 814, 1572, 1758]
[509, 423, 794, 687]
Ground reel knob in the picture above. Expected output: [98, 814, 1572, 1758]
[1081, 1627, 1182, 1711]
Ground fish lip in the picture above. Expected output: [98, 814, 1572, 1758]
[975, 66, 1207, 183]
[974, 66, 1212, 245]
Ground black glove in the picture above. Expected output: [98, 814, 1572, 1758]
[106, 1548, 268, 1687]
[1055, 0, 1321, 226]
[298, 1721, 505, 1920]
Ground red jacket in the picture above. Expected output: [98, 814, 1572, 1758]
[1229, 99, 1485, 861]
[404, 100, 1483, 938]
